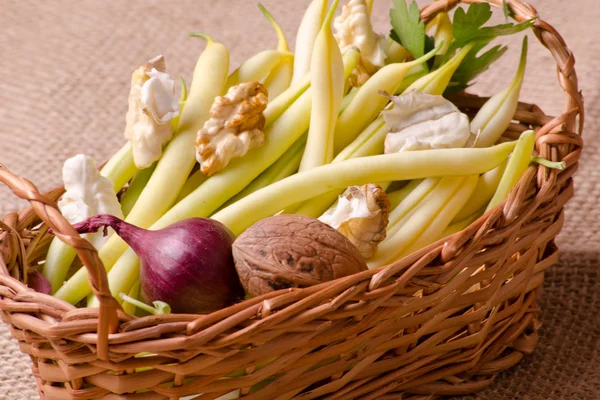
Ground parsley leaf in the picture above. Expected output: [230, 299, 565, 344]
[452, 3, 534, 48]
[502, 0, 511, 22]
[453, 1, 493, 46]
[424, 34, 436, 70]
[389, 29, 401, 45]
[447, 41, 508, 92]
[390, 0, 427, 60]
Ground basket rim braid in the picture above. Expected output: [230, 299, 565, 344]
[0, 0, 584, 398]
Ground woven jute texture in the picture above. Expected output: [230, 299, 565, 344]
[0, 0, 597, 399]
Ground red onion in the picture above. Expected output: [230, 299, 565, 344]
[27, 270, 52, 295]
[71, 215, 244, 314]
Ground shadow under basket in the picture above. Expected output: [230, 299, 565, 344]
[0, 0, 585, 399]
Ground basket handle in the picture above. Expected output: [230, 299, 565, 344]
[0, 164, 119, 361]
[421, 0, 584, 139]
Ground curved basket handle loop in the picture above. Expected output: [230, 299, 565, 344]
[0, 164, 119, 361]
[420, 0, 584, 140]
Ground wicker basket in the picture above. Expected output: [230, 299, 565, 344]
[0, 0, 584, 398]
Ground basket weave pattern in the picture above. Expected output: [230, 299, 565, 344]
[0, 0, 584, 398]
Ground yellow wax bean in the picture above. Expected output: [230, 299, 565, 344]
[263, 48, 359, 127]
[294, 117, 388, 217]
[223, 136, 306, 207]
[432, 12, 453, 67]
[401, 175, 479, 257]
[225, 50, 286, 89]
[120, 163, 157, 217]
[121, 280, 140, 316]
[366, 0, 374, 15]
[264, 56, 294, 99]
[176, 169, 208, 204]
[440, 212, 481, 240]
[170, 76, 188, 131]
[259, 3, 294, 99]
[300, 0, 344, 171]
[472, 37, 528, 148]
[57, 34, 229, 305]
[93, 46, 363, 304]
[292, 0, 328, 84]
[368, 176, 467, 269]
[404, 42, 475, 95]
[387, 179, 424, 209]
[485, 130, 535, 212]
[387, 177, 440, 236]
[334, 44, 441, 154]
[295, 43, 475, 219]
[99, 142, 138, 192]
[452, 159, 508, 223]
[214, 142, 517, 235]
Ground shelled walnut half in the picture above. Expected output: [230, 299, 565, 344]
[195, 81, 269, 176]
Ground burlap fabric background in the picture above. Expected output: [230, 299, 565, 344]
[0, 0, 597, 398]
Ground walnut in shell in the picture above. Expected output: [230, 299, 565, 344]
[232, 215, 368, 297]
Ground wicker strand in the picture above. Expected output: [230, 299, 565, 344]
[0, 165, 119, 361]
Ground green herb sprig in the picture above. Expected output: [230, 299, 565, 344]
[389, 0, 435, 70]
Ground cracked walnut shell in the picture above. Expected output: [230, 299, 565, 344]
[319, 184, 390, 259]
